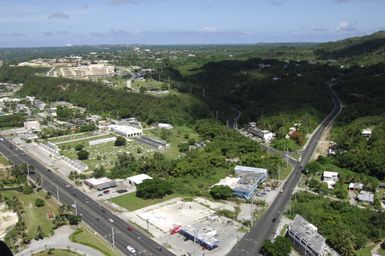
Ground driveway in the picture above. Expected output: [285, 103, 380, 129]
[16, 225, 104, 256]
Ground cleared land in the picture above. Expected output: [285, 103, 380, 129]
[144, 126, 200, 160]
[57, 134, 153, 171]
[70, 225, 119, 256]
[110, 192, 181, 212]
[0, 189, 58, 238]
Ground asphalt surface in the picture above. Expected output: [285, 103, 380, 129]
[227, 81, 342, 256]
[0, 140, 174, 256]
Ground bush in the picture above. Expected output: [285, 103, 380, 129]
[210, 185, 233, 200]
[74, 144, 84, 151]
[77, 150, 89, 160]
[136, 178, 173, 199]
[35, 198, 45, 207]
[261, 237, 291, 256]
[114, 136, 126, 146]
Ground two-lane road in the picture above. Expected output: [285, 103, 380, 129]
[0, 140, 174, 256]
[228, 81, 343, 256]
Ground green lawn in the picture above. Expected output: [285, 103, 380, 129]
[33, 249, 81, 256]
[0, 153, 9, 166]
[0, 189, 58, 239]
[110, 192, 181, 211]
[70, 225, 119, 256]
[356, 244, 376, 256]
[280, 224, 289, 236]
[377, 246, 385, 255]
[131, 79, 169, 90]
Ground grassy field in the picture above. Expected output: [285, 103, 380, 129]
[33, 249, 81, 256]
[131, 79, 169, 91]
[357, 243, 376, 256]
[58, 134, 153, 171]
[0, 189, 58, 239]
[110, 192, 181, 211]
[144, 126, 200, 160]
[70, 225, 119, 256]
[0, 153, 9, 166]
[48, 132, 97, 144]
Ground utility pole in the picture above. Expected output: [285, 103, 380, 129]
[250, 195, 254, 230]
[215, 111, 218, 120]
[27, 163, 29, 177]
[111, 227, 115, 247]
[202, 88, 205, 97]
[56, 186, 60, 201]
[286, 148, 289, 169]
[193, 229, 196, 256]
[40, 174, 43, 188]
[74, 200, 78, 215]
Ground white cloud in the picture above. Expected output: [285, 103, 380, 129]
[201, 26, 217, 33]
[335, 21, 358, 32]
[48, 12, 70, 19]
[108, 0, 139, 5]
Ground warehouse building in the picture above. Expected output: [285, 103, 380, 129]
[127, 174, 152, 186]
[136, 136, 169, 149]
[108, 124, 143, 137]
[288, 215, 326, 256]
[247, 122, 274, 142]
[84, 177, 117, 190]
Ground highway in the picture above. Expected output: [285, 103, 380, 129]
[228, 81, 342, 256]
[0, 140, 174, 256]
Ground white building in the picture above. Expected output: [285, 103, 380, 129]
[24, 121, 41, 131]
[357, 191, 374, 204]
[127, 174, 152, 186]
[158, 123, 173, 130]
[34, 100, 46, 111]
[323, 171, 339, 189]
[361, 128, 372, 139]
[288, 215, 326, 256]
[247, 123, 274, 142]
[84, 177, 117, 190]
[108, 124, 143, 137]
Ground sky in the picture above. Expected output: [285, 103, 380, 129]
[0, 0, 385, 47]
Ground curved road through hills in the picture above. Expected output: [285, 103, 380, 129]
[228, 80, 343, 256]
[0, 141, 174, 256]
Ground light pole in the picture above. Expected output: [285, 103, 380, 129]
[74, 200, 77, 215]
[111, 227, 115, 247]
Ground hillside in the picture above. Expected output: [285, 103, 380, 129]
[315, 31, 385, 65]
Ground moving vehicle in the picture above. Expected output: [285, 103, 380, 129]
[108, 218, 114, 223]
[280, 188, 284, 193]
[126, 245, 136, 254]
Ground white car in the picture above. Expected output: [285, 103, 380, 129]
[126, 245, 136, 254]
[108, 218, 114, 223]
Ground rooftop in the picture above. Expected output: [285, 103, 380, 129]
[127, 174, 152, 185]
[85, 177, 114, 186]
[289, 214, 326, 255]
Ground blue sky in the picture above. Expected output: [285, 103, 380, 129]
[0, 0, 384, 47]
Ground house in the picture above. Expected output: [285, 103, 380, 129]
[127, 174, 152, 186]
[357, 191, 374, 204]
[348, 183, 364, 191]
[288, 214, 326, 256]
[247, 123, 274, 142]
[34, 100, 46, 111]
[323, 171, 338, 189]
[24, 121, 41, 131]
[361, 128, 372, 139]
[158, 123, 173, 130]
